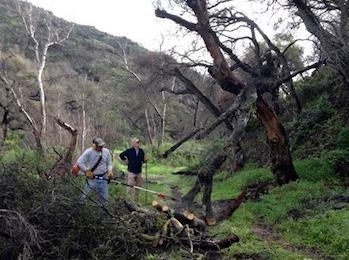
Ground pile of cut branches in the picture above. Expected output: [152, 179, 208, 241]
[125, 200, 239, 254]
[0, 159, 240, 259]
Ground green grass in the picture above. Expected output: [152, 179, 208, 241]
[110, 150, 192, 205]
[211, 167, 273, 200]
[280, 209, 349, 259]
[108, 150, 349, 259]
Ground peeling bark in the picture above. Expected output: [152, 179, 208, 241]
[256, 98, 298, 185]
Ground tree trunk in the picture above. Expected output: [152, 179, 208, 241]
[0, 108, 9, 147]
[256, 98, 298, 185]
[5, 82, 42, 151]
[161, 90, 166, 145]
[182, 154, 227, 225]
[291, 0, 349, 85]
[151, 111, 157, 143]
[37, 44, 49, 137]
[162, 128, 202, 158]
[145, 109, 153, 146]
[46, 118, 77, 178]
[156, 2, 298, 185]
[81, 74, 87, 152]
[193, 98, 199, 127]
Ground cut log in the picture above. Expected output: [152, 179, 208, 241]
[162, 205, 170, 212]
[152, 200, 162, 211]
[159, 219, 171, 246]
[141, 234, 156, 241]
[152, 231, 161, 247]
[206, 216, 216, 226]
[170, 217, 184, 232]
[215, 191, 247, 221]
[174, 211, 206, 231]
[152, 200, 171, 213]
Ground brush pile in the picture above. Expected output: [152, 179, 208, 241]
[0, 160, 239, 259]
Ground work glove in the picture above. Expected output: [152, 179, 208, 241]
[107, 171, 113, 184]
[85, 170, 94, 179]
[144, 155, 149, 162]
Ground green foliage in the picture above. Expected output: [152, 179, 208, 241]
[294, 157, 334, 182]
[336, 127, 349, 150]
[212, 166, 273, 200]
[3, 130, 25, 147]
[0, 152, 167, 259]
[301, 95, 335, 127]
[287, 94, 342, 157]
[141, 140, 209, 168]
[294, 67, 342, 105]
[294, 149, 349, 180]
[249, 180, 336, 222]
[322, 149, 349, 178]
[1, 147, 48, 175]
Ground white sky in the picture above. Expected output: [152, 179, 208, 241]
[25, 0, 311, 58]
[26, 0, 175, 51]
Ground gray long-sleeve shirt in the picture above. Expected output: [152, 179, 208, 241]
[77, 147, 112, 176]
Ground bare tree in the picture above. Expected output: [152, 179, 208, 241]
[155, 0, 324, 183]
[154, 0, 325, 222]
[271, 0, 349, 85]
[18, 1, 73, 138]
[0, 75, 42, 150]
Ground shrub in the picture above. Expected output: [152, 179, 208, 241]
[336, 128, 349, 150]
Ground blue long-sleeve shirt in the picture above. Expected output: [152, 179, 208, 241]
[119, 147, 145, 174]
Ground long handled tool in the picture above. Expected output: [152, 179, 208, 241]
[145, 161, 148, 204]
[107, 178, 178, 201]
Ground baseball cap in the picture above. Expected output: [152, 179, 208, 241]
[93, 137, 105, 147]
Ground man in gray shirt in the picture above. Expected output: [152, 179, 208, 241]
[77, 137, 113, 205]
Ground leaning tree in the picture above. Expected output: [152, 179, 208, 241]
[155, 0, 323, 224]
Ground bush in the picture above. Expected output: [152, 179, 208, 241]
[294, 149, 349, 181]
[336, 128, 349, 150]
[142, 140, 210, 168]
[0, 157, 165, 259]
[287, 93, 344, 158]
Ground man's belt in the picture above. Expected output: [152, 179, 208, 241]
[93, 172, 107, 180]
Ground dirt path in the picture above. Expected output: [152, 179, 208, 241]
[252, 223, 331, 260]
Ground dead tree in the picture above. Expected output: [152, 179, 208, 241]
[291, 0, 349, 85]
[269, 0, 349, 85]
[46, 118, 77, 179]
[153, 0, 328, 222]
[0, 75, 42, 150]
[182, 86, 257, 224]
[117, 40, 164, 145]
[0, 85, 10, 147]
[155, 0, 323, 185]
[18, 1, 73, 137]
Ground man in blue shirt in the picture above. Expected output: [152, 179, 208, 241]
[119, 137, 146, 202]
